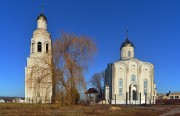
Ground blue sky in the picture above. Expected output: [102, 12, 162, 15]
[0, 0, 180, 97]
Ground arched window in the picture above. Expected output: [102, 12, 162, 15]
[37, 42, 42, 52]
[123, 51, 125, 57]
[128, 51, 131, 57]
[132, 75, 136, 82]
[46, 43, 49, 53]
[37, 77, 40, 83]
[32, 42, 34, 53]
[144, 79, 148, 95]
[37, 91, 40, 97]
[119, 79, 123, 96]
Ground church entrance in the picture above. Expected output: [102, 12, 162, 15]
[132, 85, 137, 100]
[129, 83, 139, 104]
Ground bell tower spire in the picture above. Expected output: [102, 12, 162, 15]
[37, 0, 47, 30]
[126, 30, 128, 39]
[41, 0, 44, 14]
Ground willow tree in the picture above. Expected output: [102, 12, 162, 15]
[52, 32, 96, 104]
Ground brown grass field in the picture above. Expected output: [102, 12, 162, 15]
[0, 103, 180, 116]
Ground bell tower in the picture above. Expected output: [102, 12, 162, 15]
[25, 4, 52, 103]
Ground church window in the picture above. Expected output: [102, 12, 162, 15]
[37, 91, 40, 97]
[132, 75, 136, 82]
[37, 42, 42, 52]
[170, 96, 174, 99]
[37, 77, 40, 83]
[46, 43, 49, 53]
[123, 51, 125, 57]
[132, 65, 135, 69]
[128, 51, 131, 57]
[119, 68, 123, 72]
[32, 42, 34, 53]
[175, 96, 179, 99]
[119, 79, 123, 96]
[144, 79, 148, 95]
[144, 69, 148, 72]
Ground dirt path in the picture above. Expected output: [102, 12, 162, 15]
[159, 108, 180, 116]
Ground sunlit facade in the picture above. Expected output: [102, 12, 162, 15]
[105, 37, 156, 104]
[25, 13, 52, 103]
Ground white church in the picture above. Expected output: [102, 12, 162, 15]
[105, 37, 157, 104]
[25, 13, 52, 103]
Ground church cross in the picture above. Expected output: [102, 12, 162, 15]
[41, 0, 44, 14]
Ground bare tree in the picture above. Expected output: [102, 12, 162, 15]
[90, 71, 105, 99]
[52, 32, 96, 105]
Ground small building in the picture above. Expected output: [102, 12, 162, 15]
[85, 88, 100, 105]
[0, 97, 14, 102]
[12, 98, 25, 103]
[168, 92, 180, 99]
[156, 93, 165, 99]
[156, 92, 180, 105]
[161, 92, 180, 99]
[0, 99, 5, 103]
[0, 97, 25, 103]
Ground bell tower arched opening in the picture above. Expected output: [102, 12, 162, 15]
[37, 42, 42, 52]
[46, 43, 49, 53]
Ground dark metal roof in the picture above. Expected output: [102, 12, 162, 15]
[37, 13, 47, 21]
[120, 38, 135, 50]
[84, 88, 99, 94]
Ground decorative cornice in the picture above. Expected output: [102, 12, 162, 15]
[33, 29, 50, 38]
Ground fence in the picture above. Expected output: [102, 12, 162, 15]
[105, 92, 156, 105]
[109, 92, 156, 105]
[156, 99, 180, 105]
[79, 92, 156, 106]
[25, 97, 51, 103]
